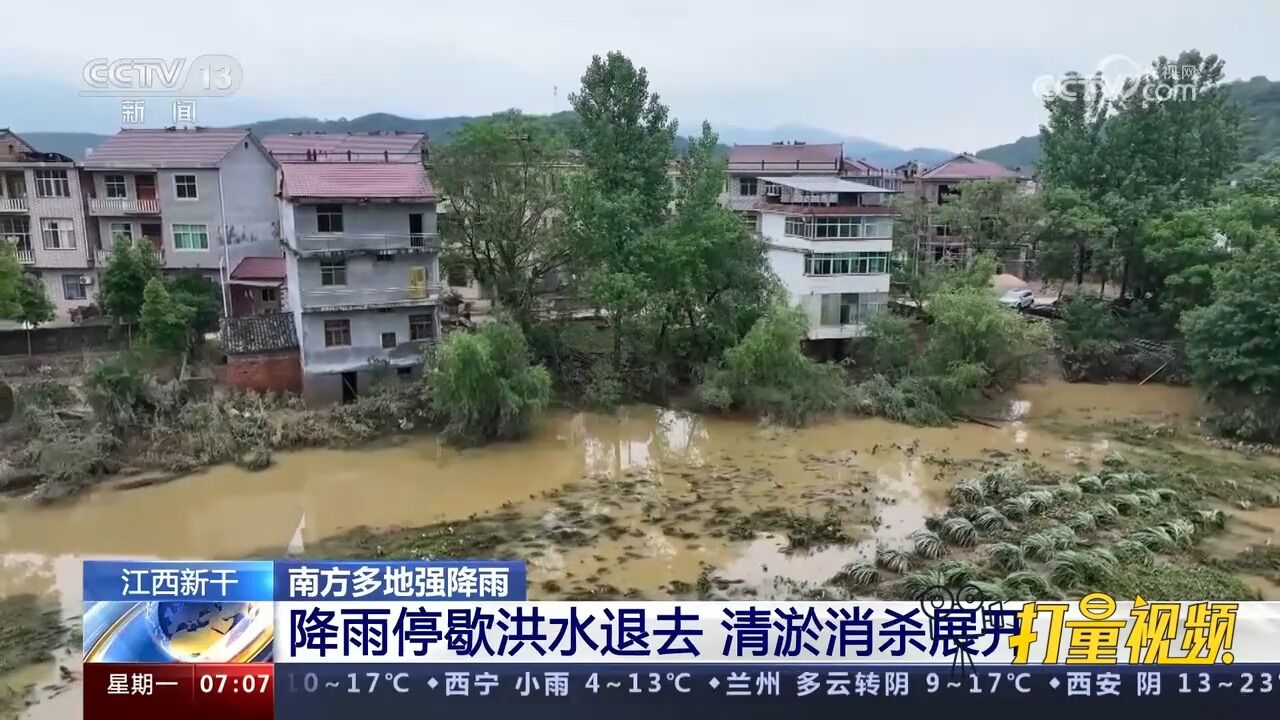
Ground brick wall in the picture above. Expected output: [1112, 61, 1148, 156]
[225, 350, 302, 395]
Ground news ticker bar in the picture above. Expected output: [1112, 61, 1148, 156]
[85, 664, 1280, 720]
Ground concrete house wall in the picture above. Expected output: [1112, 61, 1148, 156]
[23, 165, 96, 317]
[281, 200, 440, 405]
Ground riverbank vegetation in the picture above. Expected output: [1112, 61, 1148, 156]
[1028, 51, 1280, 441]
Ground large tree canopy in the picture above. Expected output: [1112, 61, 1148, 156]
[433, 111, 570, 330]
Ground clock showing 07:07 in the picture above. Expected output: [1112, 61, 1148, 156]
[199, 672, 272, 694]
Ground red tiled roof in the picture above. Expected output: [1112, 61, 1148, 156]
[728, 143, 843, 172]
[230, 256, 285, 282]
[280, 162, 434, 200]
[262, 132, 424, 158]
[85, 128, 252, 168]
[921, 153, 1021, 181]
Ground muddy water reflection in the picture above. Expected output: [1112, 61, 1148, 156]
[0, 382, 1207, 717]
[0, 382, 1201, 592]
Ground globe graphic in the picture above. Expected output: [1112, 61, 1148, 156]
[144, 601, 261, 661]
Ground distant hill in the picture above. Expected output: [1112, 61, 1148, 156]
[241, 110, 582, 143]
[22, 112, 960, 168]
[976, 135, 1040, 172]
[714, 123, 956, 168]
[974, 76, 1280, 173]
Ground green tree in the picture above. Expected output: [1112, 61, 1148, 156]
[566, 51, 677, 371]
[1181, 238, 1280, 442]
[433, 111, 571, 330]
[102, 239, 162, 325]
[140, 277, 195, 353]
[168, 271, 222, 337]
[0, 243, 23, 318]
[645, 121, 773, 380]
[922, 286, 1048, 391]
[13, 272, 55, 327]
[1141, 209, 1231, 323]
[1036, 186, 1117, 289]
[1038, 72, 1113, 197]
[934, 179, 1043, 271]
[427, 320, 552, 445]
[1037, 51, 1242, 300]
[697, 303, 845, 426]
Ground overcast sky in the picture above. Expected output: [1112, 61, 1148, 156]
[3, 0, 1277, 151]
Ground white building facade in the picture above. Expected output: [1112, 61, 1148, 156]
[724, 142, 897, 342]
[756, 177, 893, 340]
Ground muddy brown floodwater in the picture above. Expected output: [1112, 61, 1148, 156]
[0, 381, 1226, 717]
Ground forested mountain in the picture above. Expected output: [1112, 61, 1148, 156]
[976, 76, 1280, 172]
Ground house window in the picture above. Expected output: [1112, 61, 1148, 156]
[785, 216, 810, 238]
[172, 223, 209, 250]
[381, 332, 397, 349]
[34, 170, 70, 198]
[324, 319, 351, 347]
[738, 177, 758, 196]
[104, 174, 128, 199]
[409, 314, 433, 341]
[260, 287, 278, 302]
[109, 222, 133, 242]
[0, 217, 31, 249]
[41, 218, 76, 249]
[320, 259, 346, 286]
[316, 204, 344, 233]
[763, 181, 782, 196]
[397, 367, 413, 378]
[62, 274, 86, 300]
[804, 252, 891, 276]
[174, 174, 198, 199]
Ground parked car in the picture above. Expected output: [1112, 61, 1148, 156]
[999, 288, 1035, 309]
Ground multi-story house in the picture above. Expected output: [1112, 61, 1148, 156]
[82, 128, 281, 296]
[905, 153, 1033, 275]
[275, 143, 440, 404]
[724, 142, 897, 345]
[0, 129, 97, 319]
[756, 176, 895, 342]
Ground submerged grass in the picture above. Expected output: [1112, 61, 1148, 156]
[0, 594, 71, 719]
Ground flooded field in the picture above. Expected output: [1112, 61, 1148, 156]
[2, 380, 1276, 718]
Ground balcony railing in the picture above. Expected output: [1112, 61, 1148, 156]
[15, 248, 35, 265]
[95, 242, 164, 266]
[289, 233, 440, 255]
[0, 197, 28, 212]
[89, 198, 160, 215]
[299, 283, 446, 310]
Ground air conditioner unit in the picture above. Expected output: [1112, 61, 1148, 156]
[80, 275, 95, 285]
